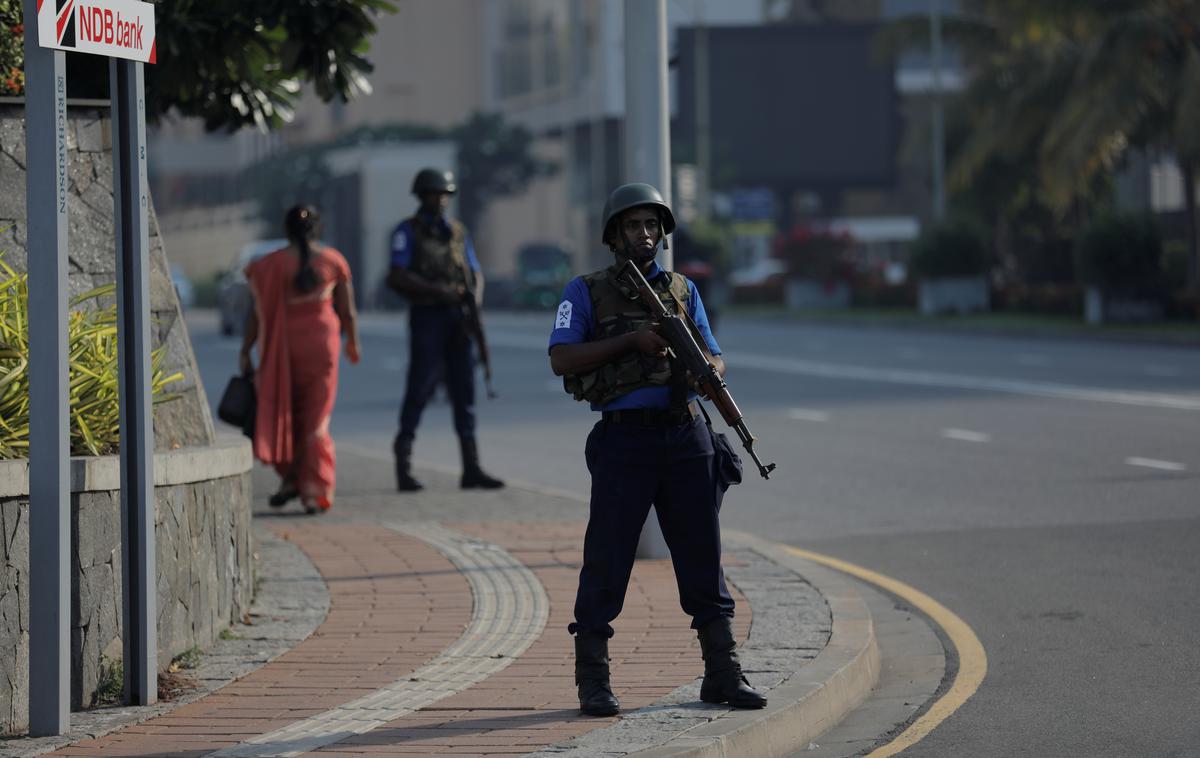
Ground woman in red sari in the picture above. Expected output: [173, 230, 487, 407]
[239, 205, 362, 513]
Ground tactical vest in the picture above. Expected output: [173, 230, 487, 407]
[563, 264, 693, 406]
[406, 215, 469, 306]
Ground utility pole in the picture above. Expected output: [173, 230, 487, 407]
[930, 0, 946, 221]
[694, 0, 711, 221]
[624, 0, 672, 558]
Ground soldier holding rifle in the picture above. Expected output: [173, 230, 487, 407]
[549, 183, 769, 717]
[386, 168, 503, 493]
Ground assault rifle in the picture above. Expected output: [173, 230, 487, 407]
[458, 261, 497, 399]
[619, 260, 776, 479]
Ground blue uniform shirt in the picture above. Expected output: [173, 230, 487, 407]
[390, 211, 482, 272]
[549, 262, 721, 411]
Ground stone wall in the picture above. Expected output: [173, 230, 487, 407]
[0, 439, 253, 733]
[0, 101, 215, 450]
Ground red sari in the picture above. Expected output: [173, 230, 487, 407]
[245, 246, 351, 508]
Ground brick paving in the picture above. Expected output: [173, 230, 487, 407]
[42, 519, 749, 757]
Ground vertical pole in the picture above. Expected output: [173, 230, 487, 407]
[623, 0, 672, 263]
[624, 0, 672, 559]
[111, 58, 157, 706]
[693, 0, 711, 221]
[930, 0, 946, 221]
[24, 0, 71, 736]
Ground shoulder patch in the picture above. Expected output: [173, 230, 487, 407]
[555, 300, 573, 329]
[391, 228, 407, 251]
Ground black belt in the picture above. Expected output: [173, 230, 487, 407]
[602, 401, 700, 426]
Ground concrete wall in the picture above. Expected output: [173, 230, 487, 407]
[0, 102, 215, 451]
[0, 438, 253, 733]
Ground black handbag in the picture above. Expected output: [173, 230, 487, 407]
[217, 371, 256, 438]
[699, 403, 743, 497]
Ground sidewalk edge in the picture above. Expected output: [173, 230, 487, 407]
[629, 531, 880, 758]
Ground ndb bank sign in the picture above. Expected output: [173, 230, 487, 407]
[37, 0, 156, 63]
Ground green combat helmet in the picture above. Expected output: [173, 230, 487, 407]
[600, 182, 676, 243]
[411, 168, 457, 195]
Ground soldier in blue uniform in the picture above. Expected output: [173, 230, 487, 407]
[386, 168, 503, 492]
[548, 183, 766, 716]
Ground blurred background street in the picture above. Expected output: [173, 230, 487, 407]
[6, 0, 1199, 753]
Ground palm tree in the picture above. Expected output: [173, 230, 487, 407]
[950, 0, 1200, 287]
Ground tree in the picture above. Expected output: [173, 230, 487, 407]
[243, 113, 557, 233]
[2, 0, 396, 132]
[943, 1, 1200, 287]
[451, 113, 557, 234]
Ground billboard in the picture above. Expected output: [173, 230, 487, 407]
[676, 24, 897, 190]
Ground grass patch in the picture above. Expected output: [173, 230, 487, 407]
[170, 646, 203, 671]
[95, 656, 123, 705]
[218, 627, 243, 641]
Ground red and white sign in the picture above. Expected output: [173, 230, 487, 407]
[37, 0, 156, 64]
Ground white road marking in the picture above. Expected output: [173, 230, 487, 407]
[725, 353, 1200, 412]
[787, 408, 830, 422]
[941, 428, 991, 443]
[1124, 457, 1187, 472]
[1016, 353, 1050, 367]
[1144, 364, 1182, 378]
[353, 326, 1200, 413]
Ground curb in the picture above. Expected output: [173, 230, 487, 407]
[629, 531, 880, 758]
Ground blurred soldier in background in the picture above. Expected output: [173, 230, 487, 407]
[386, 168, 504, 492]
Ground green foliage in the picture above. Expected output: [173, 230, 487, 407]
[171, 646, 204, 671]
[96, 656, 123, 705]
[452, 113, 557, 233]
[0, 1, 20, 96]
[1074, 211, 1163, 290]
[0, 258, 183, 459]
[6, 0, 397, 132]
[909, 218, 992, 279]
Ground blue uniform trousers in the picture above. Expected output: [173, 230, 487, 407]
[570, 415, 735, 637]
[396, 305, 476, 444]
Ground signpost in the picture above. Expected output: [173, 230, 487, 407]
[26, 0, 157, 734]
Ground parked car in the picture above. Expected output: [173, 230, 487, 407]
[513, 243, 572, 310]
[217, 238, 287, 336]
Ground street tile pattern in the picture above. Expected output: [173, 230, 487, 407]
[47, 523, 472, 757]
[211, 522, 549, 757]
[307, 522, 752, 756]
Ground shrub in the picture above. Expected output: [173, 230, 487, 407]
[1074, 211, 1163, 291]
[909, 218, 991, 278]
[0, 258, 183, 458]
[772, 225, 854, 282]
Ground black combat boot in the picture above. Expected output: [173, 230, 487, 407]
[393, 437, 424, 492]
[574, 632, 620, 716]
[459, 437, 504, 489]
[697, 616, 767, 709]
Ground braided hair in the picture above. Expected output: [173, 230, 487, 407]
[285, 205, 321, 293]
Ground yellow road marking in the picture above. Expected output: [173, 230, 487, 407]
[783, 546, 987, 757]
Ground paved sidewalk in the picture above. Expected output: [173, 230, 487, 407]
[6, 447, 884, 757]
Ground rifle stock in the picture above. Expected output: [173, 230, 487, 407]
[619, 260, 776, 479]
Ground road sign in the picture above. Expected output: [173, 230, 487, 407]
[36, 0, 156, 63]
[26, 0, 157, 734]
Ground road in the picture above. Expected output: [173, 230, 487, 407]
[188, 308, 1200, 757]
